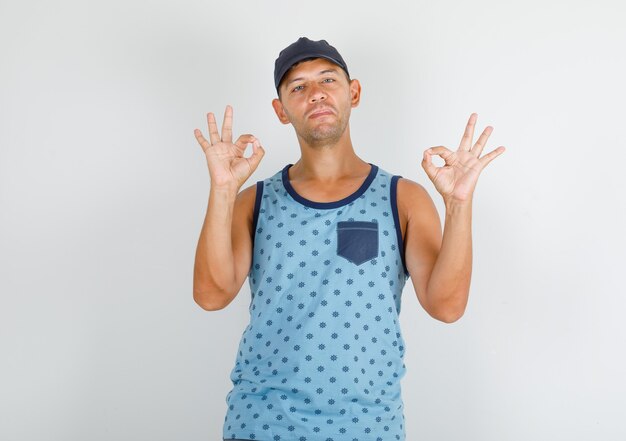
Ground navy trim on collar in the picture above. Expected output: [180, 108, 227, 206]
[281, 163, 378, 209]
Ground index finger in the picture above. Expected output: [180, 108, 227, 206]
[459, 113, 477, 151]
[207, 112, 220, 145]
[194, 128, 210, 152]
[221, 105, 233, 143]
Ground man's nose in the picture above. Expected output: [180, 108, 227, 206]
[308, 83, 326, 102]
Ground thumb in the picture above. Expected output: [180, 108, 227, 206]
[421, 148, 438, 179]
[246, 139, 265, 173]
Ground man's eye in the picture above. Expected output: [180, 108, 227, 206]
[322, 78, 335, 83]
[292, 85, 304, 92]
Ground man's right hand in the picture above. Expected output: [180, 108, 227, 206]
[194, 105, 265, 190]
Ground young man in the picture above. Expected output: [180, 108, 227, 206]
[193, 37, 505, 441]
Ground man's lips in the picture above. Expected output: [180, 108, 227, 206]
[308, 108, 334, 119]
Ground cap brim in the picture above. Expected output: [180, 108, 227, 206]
[275, 53, 346, 90]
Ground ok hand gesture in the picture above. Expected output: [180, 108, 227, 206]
[194, 105, 265, 190]
[421, 113, 505, 204]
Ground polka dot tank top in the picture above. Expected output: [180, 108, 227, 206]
[223, 162, 411, 441]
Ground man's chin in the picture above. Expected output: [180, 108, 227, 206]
[302, 129, 342, 145]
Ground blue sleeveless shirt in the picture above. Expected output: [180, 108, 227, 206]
[223, 163, 410, 441]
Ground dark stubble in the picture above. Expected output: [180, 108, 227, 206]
[287, 104, 351, 148]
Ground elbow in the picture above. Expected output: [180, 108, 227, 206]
[428, 298, 467, 324]
[193, 290, 228, 311]
[436, 309, 465, 323]
[420, 280, 471, 323]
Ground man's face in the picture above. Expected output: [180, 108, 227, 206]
[272, 58, 361, 146]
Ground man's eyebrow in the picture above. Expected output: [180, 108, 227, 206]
[285, 69, 339, 86]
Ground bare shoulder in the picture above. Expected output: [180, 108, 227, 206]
[396, 177, 430, 204]
[233, 182, 258, 236]
[396, 177, 436, 230]
[236, 181, 258, 205]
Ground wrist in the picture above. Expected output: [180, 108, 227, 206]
[211, 179, 239, 191]
[444, 196, 473, 213]
[210, 183, 240, 198]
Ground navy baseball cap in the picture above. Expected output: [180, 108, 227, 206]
[274, 37, 350, 93]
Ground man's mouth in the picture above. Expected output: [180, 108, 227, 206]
[309, 108, 334, 119]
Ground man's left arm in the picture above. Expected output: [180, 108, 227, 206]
[426, 199, 473, 323]
[403, 113, 505, 323]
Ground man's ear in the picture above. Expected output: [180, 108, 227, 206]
[349, 79, 361, 108]
[272, 98, 291, 125]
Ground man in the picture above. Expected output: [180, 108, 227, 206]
[193, 37, 505, 441]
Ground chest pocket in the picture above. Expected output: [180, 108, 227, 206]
[336, 221, 379, 265]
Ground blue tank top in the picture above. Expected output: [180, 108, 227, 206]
[223, 162, 410, 441]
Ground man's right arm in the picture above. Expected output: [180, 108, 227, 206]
[191, 105, 264, 310]
[192, 182, 256, 311]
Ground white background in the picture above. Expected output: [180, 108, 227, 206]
[1, 0, 625, 440]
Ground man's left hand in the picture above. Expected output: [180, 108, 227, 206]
[421, 113, 505, 204]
